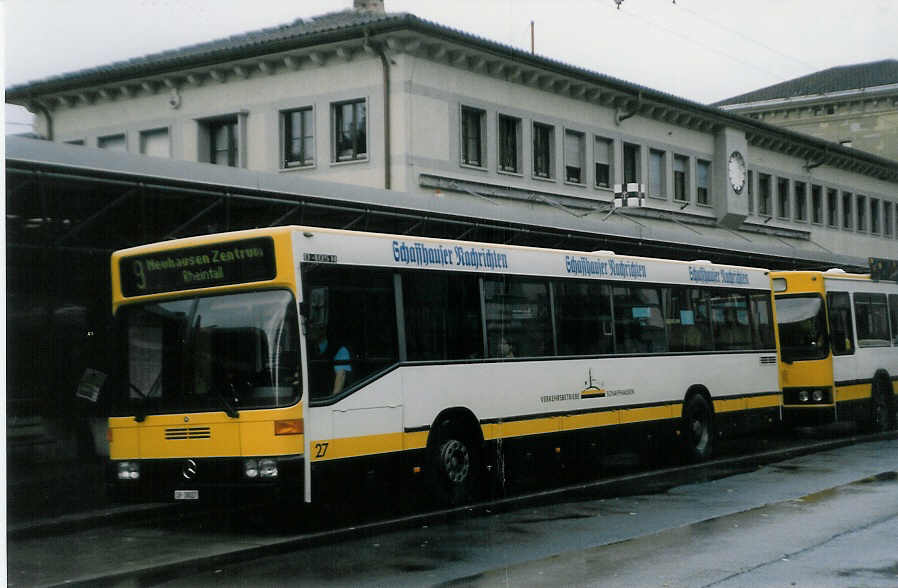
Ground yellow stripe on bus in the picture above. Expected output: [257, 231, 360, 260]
[713, 393, 781, 414]
[746, 394, 781, 409]
[836, 384, 872, 402]
[312, 403, 684, 462]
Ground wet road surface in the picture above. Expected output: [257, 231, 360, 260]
[144, 439, 897, 587]
[8, 436, 897, 587]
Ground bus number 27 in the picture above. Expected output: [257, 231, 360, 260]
[313, 442, 329, 458]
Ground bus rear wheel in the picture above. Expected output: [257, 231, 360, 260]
[681, 394, 713, 462]
[430, 423, 481, 506]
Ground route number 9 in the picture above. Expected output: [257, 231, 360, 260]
[132, 260, 147, 291]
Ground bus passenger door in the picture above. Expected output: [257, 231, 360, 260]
[827, 291, 856, 415]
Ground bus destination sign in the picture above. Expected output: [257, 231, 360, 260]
[120, 237, 277, 296]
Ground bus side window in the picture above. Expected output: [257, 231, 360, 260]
[403, 271, 483, 361]
[483, 276, 552, 358]
[749, 292, 776, 349]
[710, 291, 752, 351]
[664, 287, 711, 353]
[827, 291, 854, 355]
[613, 286, 668, 354]
[553, 280, 613, 356]
[890, 294, 898, 346]
[854, 292, 891, 347]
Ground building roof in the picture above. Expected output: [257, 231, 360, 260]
[714, 59, 898, 107]
[5, 7, 700, 111]
[7, 9, 400, 96]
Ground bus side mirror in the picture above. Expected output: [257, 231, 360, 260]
[299, 301, 309, 318]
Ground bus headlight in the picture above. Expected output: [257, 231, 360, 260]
[244, 459, 278, 479]
[799, 390, 809, 402]
[259, 459, 278, 479]
[812, 389, 823, 402]
[244, 459, 259, 479]
[117, 461, 140, 480]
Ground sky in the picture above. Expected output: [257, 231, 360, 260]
[3, 0, 898, 135]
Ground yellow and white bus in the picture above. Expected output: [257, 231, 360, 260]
[108, 226, 780, 505]
[772, 266, 898, 430]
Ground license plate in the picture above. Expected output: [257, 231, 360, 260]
[174, 490, 199, 500]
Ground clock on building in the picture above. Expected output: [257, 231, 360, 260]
[727, 150, 746, 194]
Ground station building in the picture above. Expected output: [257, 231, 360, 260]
[6, 0, 898, 458]
[716, 59, 898, 162]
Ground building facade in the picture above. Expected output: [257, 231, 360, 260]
[716, 60, 898, 163]
[7, 4, 898, 266]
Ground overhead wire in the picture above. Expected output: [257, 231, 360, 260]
[671, 1, 821, 73]
[609, 1, 801, 87]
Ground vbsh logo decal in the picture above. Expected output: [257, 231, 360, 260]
[581, 368, 606, 398]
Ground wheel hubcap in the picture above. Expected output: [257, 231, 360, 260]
[439, 439, 470, 483]
[691, 413, 708, 449]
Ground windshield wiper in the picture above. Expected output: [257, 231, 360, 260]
[130, 382, 149, 423]
[216, 384, 240, 419]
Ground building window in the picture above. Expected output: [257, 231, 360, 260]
[885, 202, 894, 238]
[794, 181, 807, 222]
[777, 177, 790, 219]
[649, 149, 665, 198]
[333, 99, 367, 162]
[870, 198, 880, 234]
[594, 136, 613, 188]
[856, 195, 866, 232]
[810, 185, 822, 224]
[842, 192, 853, 229]
[533, 122, 554, 179]
[460, 106, 485, 167]
[758, 174, 772, 216]
[747, 170, 754, 213]
[498, 114, 521, 173]
[209, 118, 238, 166]
[673, 155, 689, 202]
[827, 188, 838, 227]
[139, 128, 170, 158]
[696, 159, 711, 205]
[623, 143, 640, 184]
[564, 130, 585, 184]
[98, 133, 126, 152]
[283, 107, 314, 168]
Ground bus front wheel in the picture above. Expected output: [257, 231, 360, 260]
[681, 394, 714, 462]
[867, 380, 895, 433]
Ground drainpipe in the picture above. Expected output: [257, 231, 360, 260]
[30, 98, 54, 141]
[365, 31, 391, 190]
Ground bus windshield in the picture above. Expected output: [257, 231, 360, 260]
[775, 294, 829, 362]
[114, 289, 300, 416]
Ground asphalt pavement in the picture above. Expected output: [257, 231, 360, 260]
[7, 436, 898, 587]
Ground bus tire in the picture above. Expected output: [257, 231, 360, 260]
[681, 393, 714, 462]
[429, 420, 481, 506]
[867, 377, 895, 433]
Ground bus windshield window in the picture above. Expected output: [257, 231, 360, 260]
[775, 295, 829, 362]
[115, 290, 300, 415]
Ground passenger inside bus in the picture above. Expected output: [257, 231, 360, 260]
[308, 322, 353, 398]
[498, 337, 515, 358]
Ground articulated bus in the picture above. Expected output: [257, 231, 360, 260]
[772, 267, 898, 430]
[107, 226, 780, 506]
